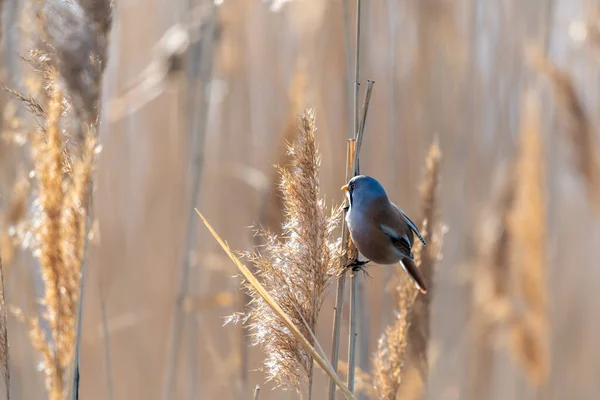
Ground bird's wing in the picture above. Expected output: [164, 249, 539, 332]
[392, 203, 427, 246]
[377, 223, 413, 259]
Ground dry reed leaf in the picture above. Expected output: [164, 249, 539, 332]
[196, 210, 354, 400]
[527, 46, 600, 214]
[507, 88, 549, 385]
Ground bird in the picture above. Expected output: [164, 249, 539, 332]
[341, 175, 428, 294]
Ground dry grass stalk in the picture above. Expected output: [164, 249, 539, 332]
[527, 47, 600, 214]
[253, 385, 260, 400]
[26, 76, 97, 400]
[507, 89, 549, 385]
[196, 210, 353, 399]
[372, 141, 445, 400]
[348, 79, 375, 396]
[0, 257, 10, 399]
[224, 109, 343, 396]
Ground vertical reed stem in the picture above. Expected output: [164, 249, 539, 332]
[347, 80, 374, 395]
[348, 272, 358, 393]
[329, 140, 355, 400]
[164, 3, 217, 398]
[70, 181, 95, 400]
[347, 0, 362, 394]
[98, 281, 114, 400]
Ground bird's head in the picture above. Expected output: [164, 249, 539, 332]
[341, 175, 388, 208]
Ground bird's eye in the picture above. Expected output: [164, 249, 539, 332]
[349, 182, 355, 190]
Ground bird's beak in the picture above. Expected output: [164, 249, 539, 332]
[341, 184, 349, 191]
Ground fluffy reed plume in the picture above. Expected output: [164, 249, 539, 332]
[0, 257, 10, 399]
[507, 89, 549, 384]
[25, 76, 96, 400]
[405, 139, 442, 378]
[40, 0, 112, 123]
[372, 141, 445, 400]
[229, 109, 342, 395]
[468, 88, 548, 397]
[466, 163, 516, 400]
[336, 361, 376, 399]
[0, 173, 31, 266]
[527, 47, 600, 213]
[372, 282, 417, 400]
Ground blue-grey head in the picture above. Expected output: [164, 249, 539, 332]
[341, 175, 389, 209]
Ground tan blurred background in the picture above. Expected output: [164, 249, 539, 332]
[1, 0, 600, 399]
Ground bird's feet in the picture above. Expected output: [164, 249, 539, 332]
[347, 259, 371, 271]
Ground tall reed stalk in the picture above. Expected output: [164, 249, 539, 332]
[330, 1, 366, 397]
[164, 3, 218, 398]
[0, 257, 9, 400]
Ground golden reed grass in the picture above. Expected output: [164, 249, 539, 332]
[213, 109, 345, 397]
[527, 46, 600, 214]
[26, 76, 97, 400]
[467, 163, 516, 400]
[4, 2, 111, 394]
[468, 87, 549, 398]
[508, 88, 549, 384]
[372, 141, 445, 400]
[197, 210, 353, 399]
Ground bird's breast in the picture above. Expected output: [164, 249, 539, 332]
[346, 209, 401, 265]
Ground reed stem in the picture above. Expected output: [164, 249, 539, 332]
[329, 140, 354, 400]
[98, 281, 114, 400]
[164, 4, 217, 398]
[347, 79, 374, 394]
[70, 179, 95, 400]
[346, 0, 363, 394]
[329, 1, 360, 396]
[253, 385, 260, 400]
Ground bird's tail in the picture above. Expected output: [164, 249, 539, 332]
[400, 258, 427, 294]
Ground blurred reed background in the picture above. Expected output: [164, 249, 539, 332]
[0, 0, 599, 399]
